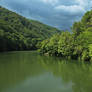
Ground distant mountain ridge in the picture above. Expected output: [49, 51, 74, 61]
[0, 6, 60, 51]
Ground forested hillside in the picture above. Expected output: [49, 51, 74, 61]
[39, 10, 92, 61]
[0, 6, 60, 51]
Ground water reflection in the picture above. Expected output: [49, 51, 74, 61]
[0, 51, 44, 92]
[0, 51, 92, 92]
[39, 56, 92, 92]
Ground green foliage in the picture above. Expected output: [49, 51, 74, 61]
[58, 32, 74, 57]
[89, 44, 92, 60]
[0, 6, 60, 51]
[72, 22, 84, 36]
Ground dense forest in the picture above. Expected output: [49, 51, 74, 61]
[39, 10, 92, 61]
[0, 6, 60, 52]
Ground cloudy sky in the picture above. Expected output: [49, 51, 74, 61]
[0, 0, 92, 30]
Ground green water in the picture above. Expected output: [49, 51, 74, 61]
[0, 51, 92, 92]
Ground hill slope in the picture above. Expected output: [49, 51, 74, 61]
[0, 6, 60, 51]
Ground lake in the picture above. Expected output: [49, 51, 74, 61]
[0, 51, 92, 92]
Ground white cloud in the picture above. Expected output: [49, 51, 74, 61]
[55, 5, 85, 14]
[41, 0, 59, 5]
[75, 0, 91, 9]
[75, 0, 86, 6]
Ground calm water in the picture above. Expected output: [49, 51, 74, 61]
[0, 51, 92, 92]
